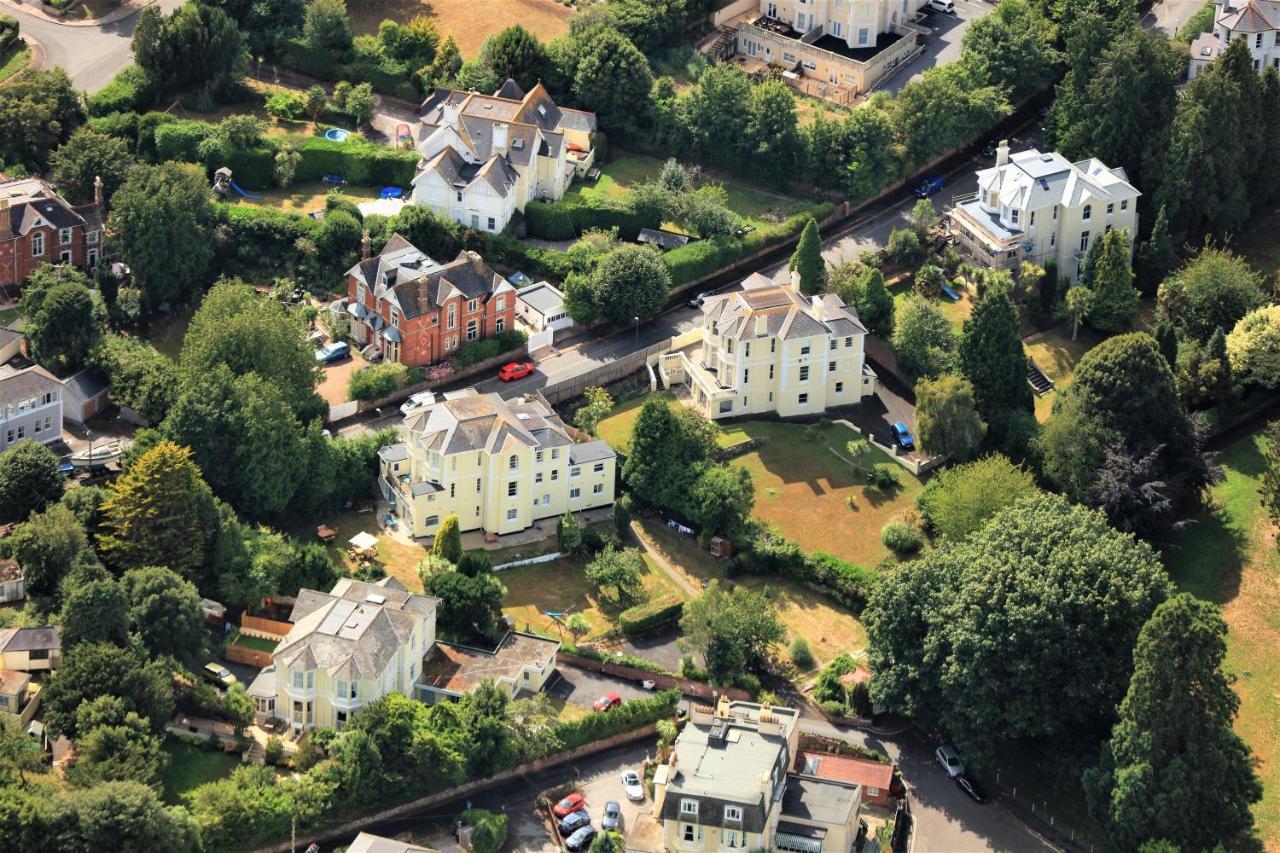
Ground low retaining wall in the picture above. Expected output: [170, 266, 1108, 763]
[557, 653, 749, 702]
[493, 551, 562, 571]
[253, 723, 661, 853]
[712, 435, 769, 461]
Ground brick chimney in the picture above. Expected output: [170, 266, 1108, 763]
[361, 230, 371, 260]
[94, 175, 104, 209]
[0, 200, 9, 238]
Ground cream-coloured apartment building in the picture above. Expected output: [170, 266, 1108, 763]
[655, 698, 864, 852]
[269, 578, 437, 731]
[655, 272, 876, 420]
[378, 389, 616, 539]
[728, 0, 922, 102]
[947, 142, 1141, 282]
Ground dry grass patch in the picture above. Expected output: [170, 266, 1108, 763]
[301, 511, 429, 591]
[500, 553, 683, 641]
[252, 181, 381, 215]
[720, 421, 923, 567]
[736, 575, 867, 667]
[346, 0, 574, 58]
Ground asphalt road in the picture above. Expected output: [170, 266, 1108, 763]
[8, 0, 183, 93]
[1143, 0, 1207, 38]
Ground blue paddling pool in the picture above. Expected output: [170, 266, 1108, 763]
[324, 128, 351, 142]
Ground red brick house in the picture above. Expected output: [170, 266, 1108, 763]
[344, 233, 516, 368]
[0, 176, 104, 291]
[799, 751, 896, 808]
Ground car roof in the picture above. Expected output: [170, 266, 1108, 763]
[895, 421, 909, 431]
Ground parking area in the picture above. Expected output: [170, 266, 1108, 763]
[878, 0, 994, 97]
[317, 350, 369, 408]
[546, 665, 663, 711]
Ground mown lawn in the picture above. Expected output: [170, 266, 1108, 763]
[0, 45, 30, 84]
[250, 181, 382, 215]
[1024, 324, 1103, 422]
[562, 153, 815, 226]
[160, 741, 240, 805]
[596, 392, 674, 454]
[229, 630, 278, 653]
[890, 286, 974, 333]
[1167, 432, 1280, 844]
[498, 551, 683, 641]
[719, 420, 923, 568]
[143, 303, 198, 362]
[298, 511, 429, 592]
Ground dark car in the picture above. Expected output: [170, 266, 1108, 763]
[955, 774, 988, 804]
[553, 792, 586, 818]
[914, 176, 944, 198]
[558, 809, 591, 836]
[892, 421, 914, 450]
[314, 341, 350, 363]
[565, 825, 598, 851]
[982, 140, 998, 157]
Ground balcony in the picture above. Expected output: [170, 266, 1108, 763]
[946, 197, 1023, 271]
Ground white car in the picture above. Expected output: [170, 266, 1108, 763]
[621, 770, 645, 802]
[399, 391, 436, 416]
[935, 745, 964, 778]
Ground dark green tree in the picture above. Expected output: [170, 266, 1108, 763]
[0, 439, 64, 523]
[789, 218, 826, 295]
[570, 29, 652, 133]
[854, 268, 895, 339]
[1135, 205, 1177, 294]
[1153, 319, 1179, 369]
[842, 106, 901, 200]
[1086, 227, 1139, 332]
[51, 128, 133, 206]
[481, 25, 550, 92]
[745, 79, 801, 183]
[892, 295, 958, 380]
[959, 290, 1032, 429]
[959, 0, 1060, 101]
[866, 493, 1170, 762]
[120, 567, 207, 663]
[891, 63, 1010, 166]
[916, 454, 1040, 541]
[1262, 420, 1280, 529]
[93, 334, 179, 426]
[622, 398, 716, 514]
[132, 1, 247, 93]
[0, 69, 84, 172]
[688, 464, 754, 537]
[584, 545, 645, 605]
[583, 244, 671, 325]
[1086, 594, 1261, 849]
[1158, 247, 1268, 343]
[109, 163, 217, 309]
[60, 578, 129, 649]
[302, 0, 351, 53]
[65, 713, 167, 789]
[20, 275, 100, 375]
[42, 643, 175, 739]
[424, 570, 507, 646]
[680, 582, 785, 683]
[56, 781, 198, 851]
[201, 0, 307, 57]
[682, 64, 752, 167]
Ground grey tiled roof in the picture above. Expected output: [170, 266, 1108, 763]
[780, 775, 861, 826]
[0, 627, 59, 652]
[569, 440, 615, 464]
[0, 365, 61, 407]
[406, 390, 577, 459]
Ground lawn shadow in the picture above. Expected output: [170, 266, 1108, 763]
[1166, 503, 1249, 605]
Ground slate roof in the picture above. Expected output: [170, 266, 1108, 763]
[0, 365, 61, 408]
[378, 443, 409, 463]
[702, 274, 867, 341]
[516, 282, 564, 316]
[348, 235, 513, 324]
[1219, 0, 1278, 31]
[975, 148, 1140, 215]
[60, 368, 109, 402]
[0, 178, 90, 239]
[0, 627, 59, 652]
[569, 441, 615, 465]
[276, 579, 438, 681]
[404, 389, 588, 460]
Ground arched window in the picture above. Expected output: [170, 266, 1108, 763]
[1082, 204, 1092, 222]
[508, 454, 519, 471]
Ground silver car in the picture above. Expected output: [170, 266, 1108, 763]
[935, 745, 964, 778]
[602, 800, 622, 832]
[621, 770, 645, 802]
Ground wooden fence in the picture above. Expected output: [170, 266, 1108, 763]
[240, 614, 292, 640]
[225, 643, 273, 669]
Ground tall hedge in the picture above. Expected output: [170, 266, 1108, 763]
[665, 203, 835, 287]
[87, 65, 159, 117]
[281, 38, 419, 101]
[619, 593, 684, 634]
[524, 198, 654, 241]
[550, 689, 679, 750]
[294, 137, 418, 186]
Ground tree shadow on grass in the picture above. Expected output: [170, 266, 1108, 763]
[1165, 503, 1249, 605]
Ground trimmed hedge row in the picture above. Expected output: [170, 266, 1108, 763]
[665, 202, 836, 287]
[454, 329, 529, 368]
[618, 593, 683, 635]
[87, 64, 159, 117]
[281, 38, 419, 102]
[550, 688, 680, 750]
[294, 136, 418, 187]
[524, 198, 654, 242]
[741, 529, 879, 615]
[560, 643, 673, 675]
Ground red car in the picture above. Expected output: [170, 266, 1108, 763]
[498, 361, 535, 382]
[553, 792, 586, 818]
[593, 692, 623, 712]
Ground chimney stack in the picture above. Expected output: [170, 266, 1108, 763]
[94, 175, 104, 209]
[996, 139, 1010, 168]
[361, 230, 371, 260]
[0, 200, 9, 238]
[492, 123, 509, 155]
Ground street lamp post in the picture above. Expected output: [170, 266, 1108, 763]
[634, 316, 639, 342]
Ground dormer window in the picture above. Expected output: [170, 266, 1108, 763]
[680, 799, 699, 818]
[1010, 209, 1019, 225]
[724, 805, 742, 822]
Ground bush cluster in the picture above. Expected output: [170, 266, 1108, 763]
[880, 521, 924, 554]
[560, 643, 673, 675]
[0, 15, 19, 50]
[454, 329, 529, 368]
[524, 198, 653, 242]
[618, 593, 684, 635]
[348, 362, 408, 401]
[552, 689, 680, 750]
[664, 204, 835, 287]
[282, 37, 419, 101]
[738, 526, 879, 614]
[88, 65, 160, 116]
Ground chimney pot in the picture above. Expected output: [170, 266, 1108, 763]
[94, 175, 104, 209]
[996, 139, 1010, 168]
[361, 231, 372, 260]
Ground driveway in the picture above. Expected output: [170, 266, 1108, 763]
[545, 664, 660, 711]
[877, 0, 994, 97]
[835, 366, 922, 461]
[5, 0, 184, 92]
[1144, 0, 1206, 37]
[317, 351, 368, 408]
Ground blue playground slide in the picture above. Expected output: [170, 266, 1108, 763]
[940, 282, 961, 302]
[229, 181, 262, 201]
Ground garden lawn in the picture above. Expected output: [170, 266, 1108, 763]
[889, 284, 973, 333]
[229, 630, 278, 653]
[1024, 324, 1102, 422]
[499, 552, 683, 641]
[251, 181, 381, 215]
[719, 421, 924, 568]
[1167, 431, 1280, 845]
[596, 391, 675, 453]
[345, 0, 573, 57]
[562, 153, 816, 226]
[160, 741, 240, 805]
[143, 303, 197, 362]
[300, 511, 429, 592]
[0, 45, 30, 84]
